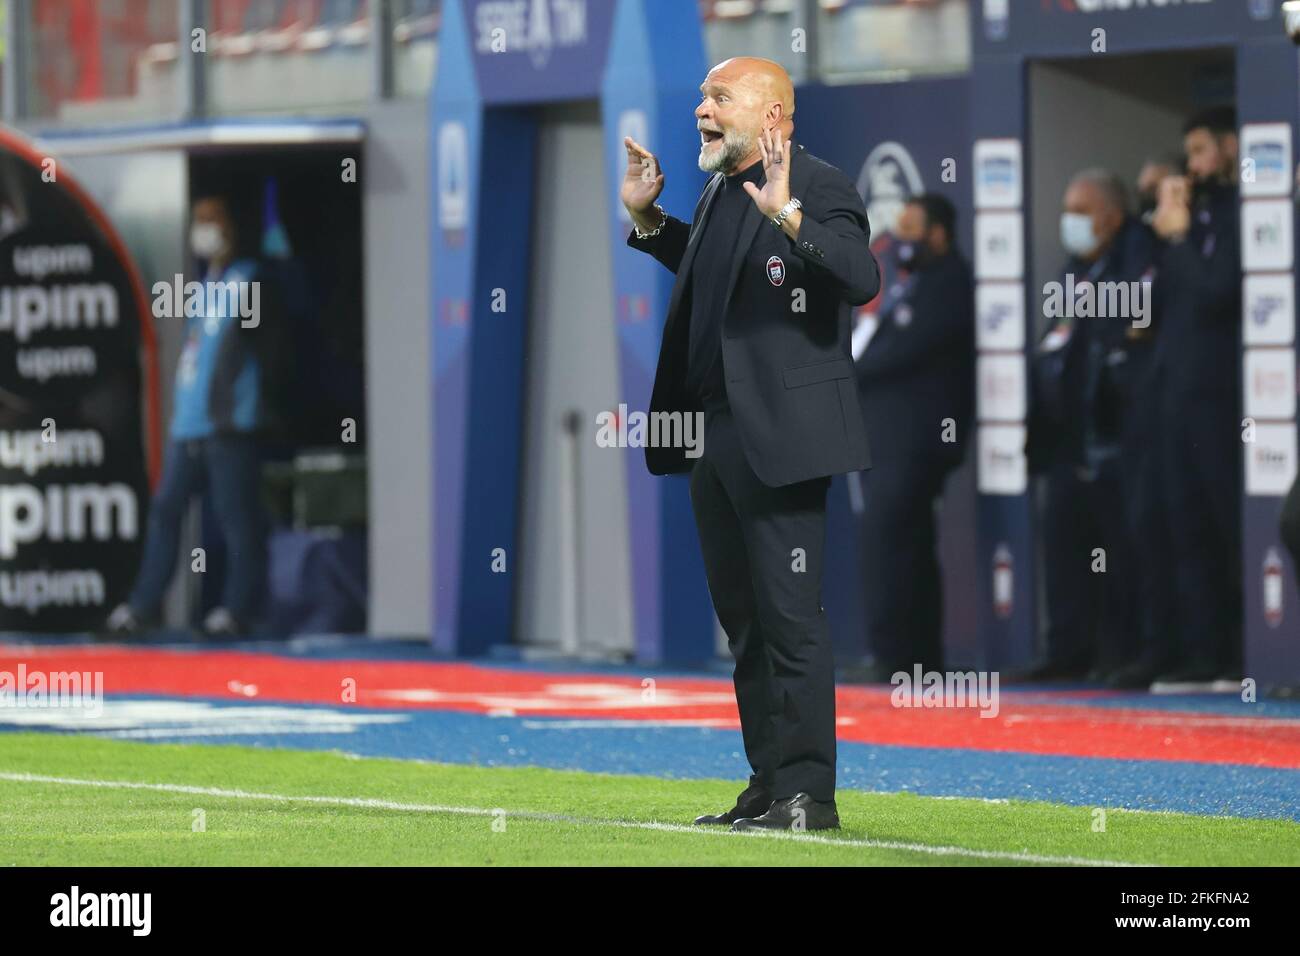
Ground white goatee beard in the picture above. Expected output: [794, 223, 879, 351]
[699, 126, 756, 174]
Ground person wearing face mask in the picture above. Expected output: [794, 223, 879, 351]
[1021, 169, 1158, 683]
[847, 194, 973, 681]
[105, 194, 279, 639]
[1145, 105, 1243, 685]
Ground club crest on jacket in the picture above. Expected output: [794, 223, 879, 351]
[766, 255, 786, 287]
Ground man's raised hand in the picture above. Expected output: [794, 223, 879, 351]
[622, 136, 665, 230]
[743, 128, 792, 219]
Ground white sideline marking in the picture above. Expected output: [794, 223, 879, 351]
[0, 771, 1145, 867]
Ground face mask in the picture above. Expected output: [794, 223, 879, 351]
[190, 222, 226, 260]
[1059, 212, 1096, 257]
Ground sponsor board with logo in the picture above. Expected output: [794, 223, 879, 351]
[976, 353, 1027, 422]
[1243, 272, 1295, 346]
[1241, 123, 1293, 199]
[973, 139, 1022, 210]
[470, 0, 615, 104]
[977, 423, 1027, 496]
[1245, 423, 1298, 497]
[0, 131, 154, 631]
[975, 211, 1024, 281]
[976, 282, 1026, 352]
[855, 141, 926, 237]
[1244, 347, 1297, 421]
[1242, 199, 1294, 273]
[437, 120, 470, 245]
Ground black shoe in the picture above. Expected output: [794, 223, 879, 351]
[101, 603, 161, 637]
[732, 792, 840, 832]
[1009, 657, 1092, 682]
[693, 784, 773, 826]
[1153, 659, 1219, 685]
[1106, 658, 1168, 690]
[201, 607, 246, 639]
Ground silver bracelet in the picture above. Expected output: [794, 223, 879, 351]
[771, 197, 802, 229]
[633, 203, 667, 239]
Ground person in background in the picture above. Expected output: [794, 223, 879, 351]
[106, 195, 279, 638]
[849, 193, 973, 682]
[1023, 169, 1155, 682]
[1104, 160, 1180, 689]
[1148, 105, 1242, 684]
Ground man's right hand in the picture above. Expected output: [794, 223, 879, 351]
[1152, 174, 1191, 240]
[622, 136, 666, 233]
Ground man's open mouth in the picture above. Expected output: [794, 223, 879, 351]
[700, 129, 723, 145]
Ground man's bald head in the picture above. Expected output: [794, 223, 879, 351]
[707, 57, 795, 125]
[696, 57, 795, 174]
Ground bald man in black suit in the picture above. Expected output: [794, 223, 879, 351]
[622, 56, 879, 831]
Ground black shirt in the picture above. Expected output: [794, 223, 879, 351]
[686, 160, 765, 409]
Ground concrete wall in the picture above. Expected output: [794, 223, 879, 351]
[363, 99, 434, 638]
[515, 100, 634, 657]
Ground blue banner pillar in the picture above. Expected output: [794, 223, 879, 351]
[601, 0, 712, 664]
[970, 56, 1036, 672]
[1238, 35, 1300, 682]
[430, 0, 711, 661]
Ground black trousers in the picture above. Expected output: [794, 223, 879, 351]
[1161, 390, 1241, 668]
[1039, 456, 1138, 672]
[860, 457, 949, 672]
[1119, 413, 1177, 669]
[689, 402, 837, 803]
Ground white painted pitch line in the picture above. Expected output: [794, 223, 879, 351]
[0, 771, 1146, 867]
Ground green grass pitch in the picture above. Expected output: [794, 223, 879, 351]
[0, 733, 1296, 866]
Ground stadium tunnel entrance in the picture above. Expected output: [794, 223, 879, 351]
[514, 99, 634, 659]
[1026, 46, 1238, 663]
[428, 0, 715, 663]
[1027, 48, 1235, 338]
[970, 2, 1300, 685]
[33, 123, 369, 634]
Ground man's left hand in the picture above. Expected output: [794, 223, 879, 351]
[743, 128, 793, 219]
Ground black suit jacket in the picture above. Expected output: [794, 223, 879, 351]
[627, 141, 880, 486]
[855, 251, 974, 469]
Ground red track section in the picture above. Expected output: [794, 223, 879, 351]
[3, 644, 1298, 769]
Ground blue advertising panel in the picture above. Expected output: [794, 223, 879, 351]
[956, 56, 1039, 673]
[468, 0, 618, 104]
[794, 78, 984, 668]
[975, 0, 1284, 59]
[1237, 39, 1300, 681]
[601, 0, 713, 663]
